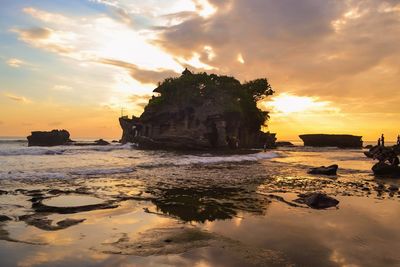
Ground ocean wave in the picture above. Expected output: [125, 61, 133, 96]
[138, 152, 280, 168]
[0, 171, 69, 180]
[69, 167, 136, 176]
[0, 147, 66, 156]
[0, 166, 136, 180]
[0, 143, 135, 156]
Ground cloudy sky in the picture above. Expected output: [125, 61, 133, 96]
[0, 0, 399, 140]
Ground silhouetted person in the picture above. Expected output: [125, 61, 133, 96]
[397, 135, 400, 145]
[381, 134, 385, 147]
[378, 138, 381, 146]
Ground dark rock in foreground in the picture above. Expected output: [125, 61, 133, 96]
[372, 162, 400, 176]
[299, 134, 363, 148]
[295, 193, 339, 209]
[365, 145, 400, 177]
[308, 164, 338, 175]
[27, 130, 70, 147]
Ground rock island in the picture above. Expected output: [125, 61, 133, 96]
[120, 69, 276, 150]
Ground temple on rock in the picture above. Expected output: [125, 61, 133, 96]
[119, 69, 276, 150]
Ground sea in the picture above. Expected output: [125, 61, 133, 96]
[0, 138, 399, 267]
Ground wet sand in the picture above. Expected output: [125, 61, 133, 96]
[0, 147, 399, 266]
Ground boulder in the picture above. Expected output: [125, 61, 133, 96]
[366, 145, 400, 177]
[365, 145, 399, 162]
[27, 130, 70, 147]
[308, 164, 338, 175]
[372, 162, 400, 176]
[294, 192, 339, 209]
[364, 151, 374, 158]
[299, 134, 363, 148]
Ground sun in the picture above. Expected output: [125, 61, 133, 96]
[264, 93, 331, 114]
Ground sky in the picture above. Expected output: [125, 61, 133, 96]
[0, 0, 399, 141]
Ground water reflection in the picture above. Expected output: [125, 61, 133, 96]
[0, 154, 399, 266]
[200, 195, 400, 267]
[150, 186, 271, 223]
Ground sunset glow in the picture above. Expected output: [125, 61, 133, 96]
[1, 0, 399, 141]
[266, 93, 336, 115]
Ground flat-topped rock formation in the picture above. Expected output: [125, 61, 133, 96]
[299, 134, 363, 148]
[27, 130, 111, 147]
[27, 130, 71, 147]
[119, 70, 276, 150]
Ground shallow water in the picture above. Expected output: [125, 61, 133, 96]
[0, 140, 399, 266]
[43, 195, 105, 207]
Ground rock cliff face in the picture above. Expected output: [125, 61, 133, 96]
[299, 134, 363, 148]
[119, 70, 276, 150]
[27, 130, 70, 147]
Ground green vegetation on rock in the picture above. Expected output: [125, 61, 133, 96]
[146, 70, 274, 131]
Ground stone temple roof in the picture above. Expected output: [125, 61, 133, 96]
[182, 68, 192, 76]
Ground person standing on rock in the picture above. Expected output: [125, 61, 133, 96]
[378, 138, 381, 146]
[381, 134, 385, 147]
[397, 135, 400, 145]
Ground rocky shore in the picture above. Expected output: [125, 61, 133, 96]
[27, 130, 110, 147]
[365, 144, 400, 176]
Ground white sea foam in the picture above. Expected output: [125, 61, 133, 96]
[0, 147, 66, 156]
[0, 143, 134, 156]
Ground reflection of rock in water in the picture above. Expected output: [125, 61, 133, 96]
[19, 214, 85, 231]
[151, 188, 237, 222]
[148, 185, 271, 223]
[0, 221, 47, 245]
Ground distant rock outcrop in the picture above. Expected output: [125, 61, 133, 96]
[94, 139, 110, 146]
[276, 141, 294, 147]
[119, 70, 276, 150]
[27, 130, 70, 147]
[299, 134, 363, 148]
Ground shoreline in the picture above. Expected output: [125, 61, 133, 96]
[0, 141, 399, 266]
